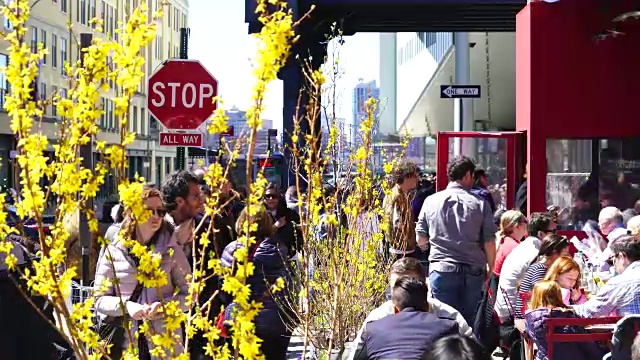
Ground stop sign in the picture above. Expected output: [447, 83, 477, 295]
[147, 59, 218, 130]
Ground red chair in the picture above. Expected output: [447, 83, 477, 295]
[546, 316, 621, 360]
[518, 292, 533, 360]
[519, 292, 532, 314]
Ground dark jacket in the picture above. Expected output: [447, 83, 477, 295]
[221, 236, 293, 334]
[353, 307, 459, 360]
[525, 308, 603, 360]
[515, 181, 527, 214]
[412, 186, 435, 223]
[270, 200, 303, 258]
[471, 185, 497, 214]
[189, 212, 236, 355]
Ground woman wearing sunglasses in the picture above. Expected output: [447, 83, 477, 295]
[93, 187, 191, 359]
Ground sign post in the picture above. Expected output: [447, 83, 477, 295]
[440, 85, 482, 99]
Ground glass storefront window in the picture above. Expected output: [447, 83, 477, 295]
[546, 138, 640, 229]
[447, 137, 508, 209]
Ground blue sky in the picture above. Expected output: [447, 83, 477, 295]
[189, 0, 380, 132]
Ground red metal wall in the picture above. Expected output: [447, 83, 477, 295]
[516, 0, 640, 215]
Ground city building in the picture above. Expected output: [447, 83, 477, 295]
[379, 32, 516, 166]
[0, 0, 188, 193]
[319, 112, 349, 166]
[202, 106, 279, 157]
[351, 79, 380, 146]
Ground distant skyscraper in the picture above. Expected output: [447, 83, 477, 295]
[203, 106, 276, 155]
[351, 80, 380, 146]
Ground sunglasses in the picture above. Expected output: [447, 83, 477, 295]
[149, 208, 167, 217]
[264, 194, 278, 200]
[606, 254, 619, 267]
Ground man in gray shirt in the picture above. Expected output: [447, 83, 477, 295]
[416, 156, 496, 326]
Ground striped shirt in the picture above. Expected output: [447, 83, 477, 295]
[515, 262, 549, 318]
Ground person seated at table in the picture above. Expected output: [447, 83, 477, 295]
[544, 256, 587, 306]
[493, 210, 529, 277]
[422, 334, 491, 360]
[591, 207, 630, 271]
[352, 276, 459, 360]
[573, 235, 640, 318]
[516, 234, 571, 315]
[494, 212, 558, 321]
[628, 215, 640, 236]
[349, 258, 472, 360]
[525, 280, 603, 360]
[632, 332, 640, 360]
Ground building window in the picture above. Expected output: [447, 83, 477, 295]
[40, 82, 47, 114]
[167, 40, 171, 58]
[30, 27, 38, 53]
[61, 0, 67, 13]
[3, 0, 13, 29]
[0, 53, 8, 109]
[80, 0, 87, 25]
[140, 107, 146, 135]
[154, 35, 160, 59]
[167, 4, 171, 27]
[174, 9, 178, 32]
[51, 85, 58, 116]
[60, 38, 67, 75]
[52, 34, 57, 68]
[101, 0, 106, 34]
[40, 29, 47, 64]
[107, 99, 113, 128]
[133, 105, 138, 133]
[108, 5, 114, 38]
[90, 0, 96, 27]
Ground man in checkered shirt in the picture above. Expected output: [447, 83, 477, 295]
[573, 235, 640, 317]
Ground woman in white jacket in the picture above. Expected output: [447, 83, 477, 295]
[94, 188, 191, 359]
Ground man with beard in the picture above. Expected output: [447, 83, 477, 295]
[162, 171, 235, 360]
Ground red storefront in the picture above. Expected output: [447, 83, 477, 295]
[518, 0, 640, 217]
[437, 0, 640, 229]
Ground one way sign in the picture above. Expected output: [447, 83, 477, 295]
[440, 85, 482, 99]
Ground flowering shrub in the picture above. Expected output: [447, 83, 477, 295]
[0, 0, 408, 359]
[283, 28, 410, 358]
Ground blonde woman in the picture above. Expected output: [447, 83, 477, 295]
[627, 215, 640, 235]
[93, 188, 190, 359]
[493, 210, 528, 278]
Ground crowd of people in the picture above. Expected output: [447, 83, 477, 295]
[3, 156, 640, 360]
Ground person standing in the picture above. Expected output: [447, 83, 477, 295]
[382, 161, 421, 262]
[416, 156, 497, 326]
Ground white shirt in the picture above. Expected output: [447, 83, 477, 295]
[347, 298, 473, 360]
[495, 236, 542, 320]
[591, 227, 629, 271]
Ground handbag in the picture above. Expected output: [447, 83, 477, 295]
[94, 282, 144, 360]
